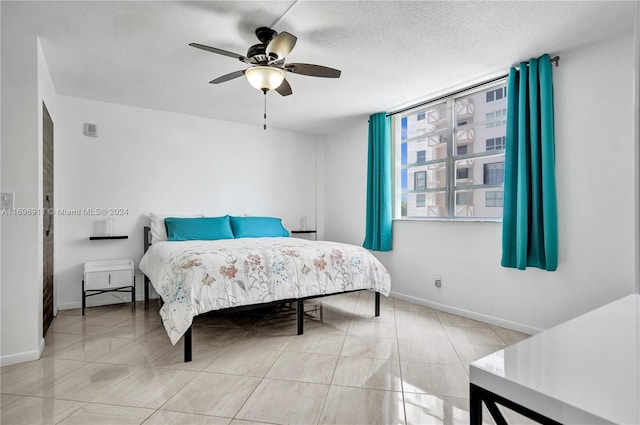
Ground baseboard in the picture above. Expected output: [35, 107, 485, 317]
[389, 291, 543, 335]
[56, 283, 159, 311]
[57, 294, 160, 311]
[1, 338, 45, 367]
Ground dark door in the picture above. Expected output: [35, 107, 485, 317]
[43, 103, 54, 335]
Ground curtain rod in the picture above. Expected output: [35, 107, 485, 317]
[387, 55, 560, 118]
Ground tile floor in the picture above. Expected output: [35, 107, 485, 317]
[1, 292, 532, 425]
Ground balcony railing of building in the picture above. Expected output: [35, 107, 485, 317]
[455, 205, 475, 216]
[427, 134, 447, 147]
[455, 98, 475, 119]
[456, 158, 475, 168]
[427, 205, 445, 216]
[456, 177, 474, 185]
[456, 128, 475, 143]
[427, 108, 447, 126]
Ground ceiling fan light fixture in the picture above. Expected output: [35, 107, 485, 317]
[266, 31, 297, 60]
[245, 66, 285, 92]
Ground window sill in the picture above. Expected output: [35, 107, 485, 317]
[393, 217, 502, 223]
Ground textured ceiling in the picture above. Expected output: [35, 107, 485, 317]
[2, 1, 637, 135]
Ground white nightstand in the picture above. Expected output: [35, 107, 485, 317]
[290, 230, 317, 240]
[82, 259, 135, 315]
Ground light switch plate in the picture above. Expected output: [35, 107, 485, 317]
[1, 192, 15, 209]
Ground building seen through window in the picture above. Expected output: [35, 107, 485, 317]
[397, 80, 507, 218]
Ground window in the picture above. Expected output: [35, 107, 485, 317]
[486, 112, 495, 128]
[414, 171, 426, 190]
[486, 87, 506, 103]
[484, 162, 504, 185]
[486, 109, 507, 128]
[485, 191, 503, 207]
[456, 192, 472, 205]
[456, 168, 469, 179]
[486, 137, 505, 151]
[486, 91, 494, 102]
[495, 109, 504, 127]
[396, 80, 507, 219]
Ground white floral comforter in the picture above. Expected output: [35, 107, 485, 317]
[139, 238, 391, 344]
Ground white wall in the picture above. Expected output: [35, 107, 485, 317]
[320, 119, 370, 245]
[321, 32, 638, 334]
[1, 28, 57, 365]
[55, 96, 318, 309]
[635, 3, 640, 294]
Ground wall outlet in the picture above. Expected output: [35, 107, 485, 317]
[83, 123, 98, 137]
[435, 275, 442, 288]
[1, 192, 15, 209]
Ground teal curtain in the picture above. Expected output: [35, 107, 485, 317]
[363, 112, 392, 251]
[501, 54, 558, 271]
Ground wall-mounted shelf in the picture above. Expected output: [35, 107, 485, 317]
[89, 236, 129, 240]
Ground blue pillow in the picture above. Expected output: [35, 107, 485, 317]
[165, 216, 234, 241]
[230, 216, 290, 238]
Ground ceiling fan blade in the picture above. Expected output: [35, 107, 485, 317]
[266, 32, 297, 60]
[209, 70, 246, 84]
[275, 78, 293, 96]
[189, 43, 246, 61]
[285, 63, 341, 78]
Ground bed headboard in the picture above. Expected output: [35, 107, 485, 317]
[144, 226, 151, 253]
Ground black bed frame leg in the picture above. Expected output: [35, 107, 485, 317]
[375, 291, 380, 317]
[297, 299, 304, 335]
[132, 276, 136, 310]
[184, 326, 192, 362]
[144, 276, 150, 306]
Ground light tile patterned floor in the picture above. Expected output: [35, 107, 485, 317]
[1, 293, 531, 425]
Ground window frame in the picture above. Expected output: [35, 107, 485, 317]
[455, 191, 472, 205]
[393, 77, 507, 220]
[485, 190, 504, 208]
[483, 162, 505, 185]
[414, 170, 427, 190]
[486, 136, 505, 151]
[456, 167, 470, 179]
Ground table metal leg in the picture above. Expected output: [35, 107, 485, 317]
[470, 383, 560, 425]
[470, 384, 483, 425]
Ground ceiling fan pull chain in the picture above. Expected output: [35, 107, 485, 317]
[263, 90, 268, 131]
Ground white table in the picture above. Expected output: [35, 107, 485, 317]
[470, 294, 640, 424]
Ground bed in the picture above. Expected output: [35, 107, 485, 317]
[139, 220, 391, 362]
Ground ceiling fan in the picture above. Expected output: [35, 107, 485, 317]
[189, 26, 341, 96]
